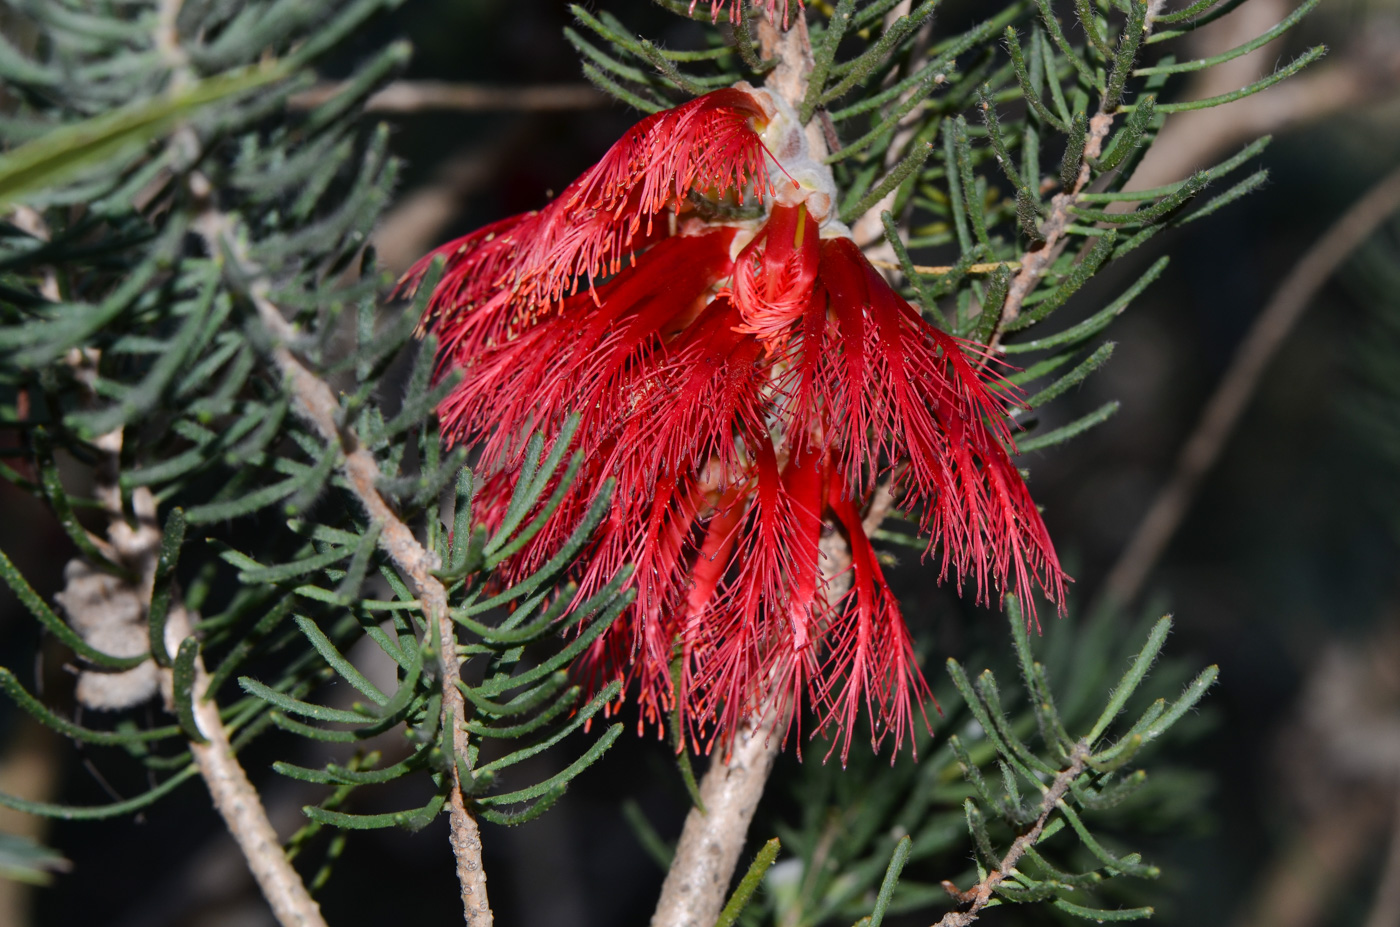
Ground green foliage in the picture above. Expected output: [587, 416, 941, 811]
[0, 0, 1309, 919]
[0, 0, 622, 879]
[574, 0, 1320, 458]
[718, 838, 783, 927]
[0, 63, 287, 210]
[0, 832, 70, 886]
[724, 602, 1215, 926]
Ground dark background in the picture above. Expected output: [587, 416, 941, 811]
[3, 1, 1399, 925]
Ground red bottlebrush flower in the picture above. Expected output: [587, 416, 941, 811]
[403, 84, 1067, 761]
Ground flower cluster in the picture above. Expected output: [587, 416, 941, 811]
[405, 85, 1066, 760]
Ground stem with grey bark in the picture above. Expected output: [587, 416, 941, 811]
[174, 603, 329, 927]
[650, 712, 785, 927]
[53, 180, 327, 925]
[191, 199, 494, 926]
[934, 742, 1090, 927]
[290, 80, 606, 113]
[86, 437, 327, 927]
[991, 3, 1171, 345]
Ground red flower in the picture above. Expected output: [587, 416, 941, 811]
[404, 85, 1066, 761]
[698, 0, 799, 27]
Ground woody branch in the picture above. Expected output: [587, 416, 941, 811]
[188, 195, 495, 927]
[935, 741, 1092, 927]
[52, 359, 327, 927]
[84, 456, 328, 927]
[162, 2, 489, 916]
[15, 6, 340, 924]
[31, 184, 327, 927]
[289, 80, 607, 113]
[991, 0, 1170, 345]
[1100, 162, 1400, 607]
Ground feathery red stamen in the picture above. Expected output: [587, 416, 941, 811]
[412, 86, 1067, 762]
[698, 0, 804, 28]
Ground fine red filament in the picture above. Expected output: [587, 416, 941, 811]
[403, 88, 1067, 762]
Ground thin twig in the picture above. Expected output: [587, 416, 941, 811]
[992, 109, 1115, 343]
[849, 0, 926, 250]
[990, 5, 1180, 344]
[39, 144, 326, 925]
[130, 4, 346, 912]
[50, 3, 488, 923]
[1099, 163, 1400, 607]
[123, 491, 326, 927]
[289, 80, 608, 113]
[868, 258, 1020, 276]
[935, 741, 1091, 926]
[166, 548, 328, 927]
[14, 101, 308, 927]
[85, 415, 327, 927]
[190, 195, 494, 926]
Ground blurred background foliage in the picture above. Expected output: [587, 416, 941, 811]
[1, 1, 1398, 926]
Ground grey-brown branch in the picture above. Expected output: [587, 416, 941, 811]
[78, 396, 328, 926]
[934, 741, 1091, 927]
[191, 199, 494, 926]
[649, 712, 785, 927]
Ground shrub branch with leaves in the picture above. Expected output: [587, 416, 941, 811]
[0, 1, 1318, 925]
